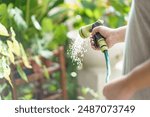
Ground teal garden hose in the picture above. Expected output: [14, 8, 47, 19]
[104, 50, 111, 83]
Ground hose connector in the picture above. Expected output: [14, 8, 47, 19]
[97, 39, 108, 52]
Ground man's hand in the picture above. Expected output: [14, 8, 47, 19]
[90, 26, 126, 50]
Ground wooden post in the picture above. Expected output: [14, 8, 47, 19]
[59, 46, 68, 99]
[10, 65, 17, 100]
[35, 79, 44, 99]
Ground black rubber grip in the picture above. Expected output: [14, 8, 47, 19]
[91, 22, 104, 48]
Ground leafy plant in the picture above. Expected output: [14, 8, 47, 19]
[0, 23, 31, 88]
[0, 0, 77, 99]
[66, 0, 131, 29]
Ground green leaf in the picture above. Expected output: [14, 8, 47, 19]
[6, 40, 15, 63]
[48, 24, 67, 49]
[5, 76, 13, 88]
[21, 93, 33, 100]
[19, 43, 32, 68]
[16, 64, 28, 82]
[48, 85, 57, 92]
[9, 28, 21, 56]
[48, 0, 64, 10]
[48, 7, 68, 23]
[12, 38, 21, 56]
[7, 40, 15, 64]
[0, 83, 7, 93]
[0, 4, 9, 28]
[43, 65, 50, 80]
[80, 0, 96, 10]
[10, 27, 16, 37]
[9, 7, 27, 30]
[0, 57, 10, 79]
[0, 23, 9, 36]
[85, 9, 93, 18]
[39, 50, 53, 59]
[31, 15, 41, 30]
[0, 40, 9, 57]
[33, 56, 42, 66]
[8, 47, 15, 64]
[41, 18, 53, 32]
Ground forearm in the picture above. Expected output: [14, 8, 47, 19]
[127, 59, 150, 92]
[114, 26, 127, 43]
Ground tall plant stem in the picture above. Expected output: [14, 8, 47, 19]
[26, 0, 30, 25]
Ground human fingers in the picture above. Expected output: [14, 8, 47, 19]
[90, 36, 100, 50]
[91, 26, 101, 36]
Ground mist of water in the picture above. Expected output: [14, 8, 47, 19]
[68, 34, 87, 69]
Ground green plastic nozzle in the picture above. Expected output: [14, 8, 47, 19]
[79, 24, 92, 38]
[79, 19, 103, 39]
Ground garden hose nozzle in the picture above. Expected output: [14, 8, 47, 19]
[79, 19, 111, 83]
[79, 19, 108, 53]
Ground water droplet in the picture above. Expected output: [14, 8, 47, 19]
[67, 34, 87, 68]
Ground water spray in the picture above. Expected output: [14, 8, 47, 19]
[79, 19, 111, 83]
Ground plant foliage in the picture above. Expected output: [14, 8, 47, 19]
[0, 23, 31, 87]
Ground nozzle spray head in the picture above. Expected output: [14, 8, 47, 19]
[79, 19, 104, 39]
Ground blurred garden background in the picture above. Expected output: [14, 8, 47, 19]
[0, 0, 131, 100]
